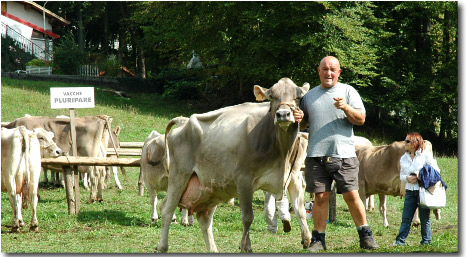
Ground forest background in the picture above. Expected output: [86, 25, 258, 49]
[2, 1, 458, 155]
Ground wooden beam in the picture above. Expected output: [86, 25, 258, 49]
[42, 156, 141, 167]
[107, 148, 142, 156]
[119, 142, 145, 148]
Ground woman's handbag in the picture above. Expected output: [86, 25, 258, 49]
[419, 181, 446, 209]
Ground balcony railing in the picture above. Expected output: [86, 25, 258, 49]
[1, 22, 51, 61]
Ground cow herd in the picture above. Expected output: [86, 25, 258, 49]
[1, 78, 440, 253]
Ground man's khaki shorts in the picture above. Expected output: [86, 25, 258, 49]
[304, 156, 359, 194]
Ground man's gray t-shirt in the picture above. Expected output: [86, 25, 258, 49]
[300, 82, 365, 158]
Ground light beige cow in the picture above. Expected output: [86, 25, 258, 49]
[1, 126, 62, 232]
[4, 115, 111, 203]
[140, 119, 194, 226]
[156, 78, 311, 253]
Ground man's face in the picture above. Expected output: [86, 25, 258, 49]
[318, 58, 341, 88]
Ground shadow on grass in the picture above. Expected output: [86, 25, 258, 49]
[77, 209, 147, 227]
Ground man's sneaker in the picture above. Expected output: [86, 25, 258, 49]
[307, 230, 326, 252]
[282, 219, 292, 233]
[358, 226, 379, 250]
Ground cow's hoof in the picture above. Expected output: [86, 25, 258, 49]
[19, 220, 25, 227]
[10, 226, 19, 233]
[87, 199, 95, 204]
[29, 225, 39, 232]
[150, 218, 158, 224]
[282, 219, 292, 233]
[156, 245, 168, 253]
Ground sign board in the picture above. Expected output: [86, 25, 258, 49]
[50, 87, 95, 109]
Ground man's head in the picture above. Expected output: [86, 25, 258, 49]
[318, 56, 341, 88]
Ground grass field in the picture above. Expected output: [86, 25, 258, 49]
[0, 78, 459, 253]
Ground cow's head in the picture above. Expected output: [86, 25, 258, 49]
[33, 127, 63, 157]
[254, 78, 310, 130]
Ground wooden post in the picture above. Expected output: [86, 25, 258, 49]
[105, 121, 126, 175]
[69, 108, 80, 214]
[329, 181, 337, 223]
[62, 165, 75, 215]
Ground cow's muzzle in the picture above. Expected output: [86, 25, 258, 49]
[275, 102, 297, 129]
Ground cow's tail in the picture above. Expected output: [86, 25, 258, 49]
[164, 117, 189, 172]
[18, 126, 31, 209]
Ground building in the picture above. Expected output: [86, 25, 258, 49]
[1, 1, 70, 60]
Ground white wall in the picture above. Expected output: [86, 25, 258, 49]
[6, 2, 52, 32]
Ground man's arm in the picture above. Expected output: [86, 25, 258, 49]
[333, 97, 365, 125]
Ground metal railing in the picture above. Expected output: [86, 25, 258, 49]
[1, 22, 51, 61]
[79, 65, 99, 77]
[26, 66, 52, 75]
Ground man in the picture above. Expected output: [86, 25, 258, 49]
[293, 56, 379, 251]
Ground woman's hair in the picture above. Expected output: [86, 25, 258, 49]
[406, 132, 425, 152]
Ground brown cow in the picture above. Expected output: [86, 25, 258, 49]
[4, 115, 112, 203]
[156, 78, 311, 253]
[356, 139, 437, 227]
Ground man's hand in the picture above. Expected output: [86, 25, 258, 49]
[333, 97, 348, 111]
[293, 108, 304, 123]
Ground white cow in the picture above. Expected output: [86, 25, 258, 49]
[140, 123, 194, 226]
[264, 132, 308, 234]
[157, 78, 311, 252]
[1, 126, 62, 232]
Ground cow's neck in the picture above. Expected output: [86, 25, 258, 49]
[257, 113, 298, 163]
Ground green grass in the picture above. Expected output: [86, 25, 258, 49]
[1, 78, 458, 253]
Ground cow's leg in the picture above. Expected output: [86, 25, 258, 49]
[181, 208, 195, 226]
[111, 166, 123, 190]
[184, 209, 195, 225]
[96, 166, 106, 202]
[366, 195, 375, 211]
[263, 191, 278, 233]
[16, 193, 25, 228]
[237, 180, 254, 253]
[158, 196, 177, 223]
[148, 186, 159, 223]
[433, 209, 441, 220]
[42, 167, 48, 184]
[5, 178, 20, 232]
[287, 172, 312, 248]
[88, 167, 98, 203]
[157, 172, 192, 252]
[29, 178, 40, 232]
[276, 194, 292, 232]
[378, 194, 389, 227]
[83, 172, 90, 191]
[196, 206, 219, 252]
[412, 208, 421, 226]
[138, 169, 145, 196]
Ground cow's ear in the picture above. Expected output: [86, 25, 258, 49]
[254, 85, 269, 102]
[301, 82, 310, 93]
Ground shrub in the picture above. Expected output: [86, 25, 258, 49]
[1, 35, 34, 72]
[26, 58, 48, 67]
[51, 31, 86, 75]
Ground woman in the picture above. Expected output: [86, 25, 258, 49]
[393, 132, 440, 246]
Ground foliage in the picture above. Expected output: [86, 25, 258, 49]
[51, 31, 86, 75]
[1, 35, 34, 71]
[27, 1, 460, 154]
[26, 59, 48, 67]
[0, 79, 458, 253]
